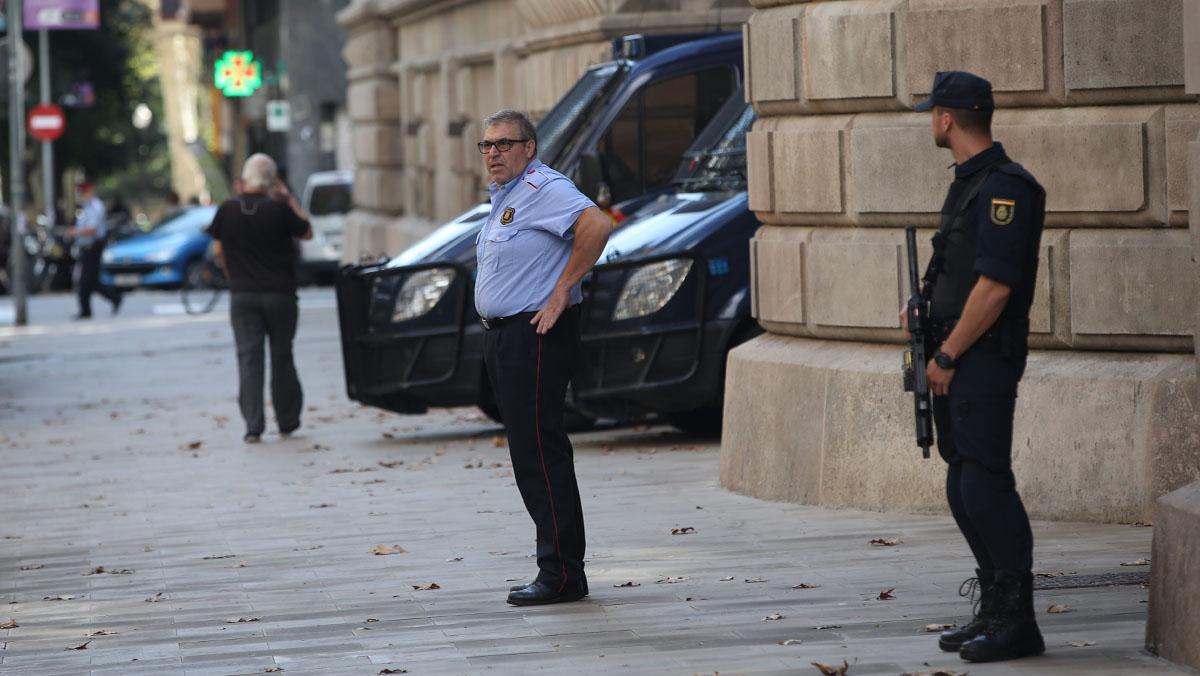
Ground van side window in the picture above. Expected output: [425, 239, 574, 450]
[598, 66, 736, 204]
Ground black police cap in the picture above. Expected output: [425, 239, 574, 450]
[914, 71, 994, 112]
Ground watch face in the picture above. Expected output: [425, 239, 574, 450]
[935, 352, 954, 369]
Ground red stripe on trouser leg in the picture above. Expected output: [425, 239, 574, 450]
[534, 334, 569, 592]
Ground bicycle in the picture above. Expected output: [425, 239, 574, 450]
[181, 254, 227, 315]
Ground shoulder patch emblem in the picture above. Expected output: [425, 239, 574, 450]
[990, 198, 1016, 226]
[500, 207, 515, 225]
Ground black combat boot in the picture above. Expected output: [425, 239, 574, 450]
[939, 569, 994, 652]
[959, 571, 1045, 662]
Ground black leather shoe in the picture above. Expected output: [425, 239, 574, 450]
[506, 581, 587, 606]
[510, 578, 588, 594]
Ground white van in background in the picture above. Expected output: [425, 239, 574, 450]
[300, 170, 353, 283]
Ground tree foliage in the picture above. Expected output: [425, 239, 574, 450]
[1, 0, 168, 204]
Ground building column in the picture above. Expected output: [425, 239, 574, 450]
[723, 0, 1199, 522]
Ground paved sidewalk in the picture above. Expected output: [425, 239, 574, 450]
[0, 291, 1181, 675]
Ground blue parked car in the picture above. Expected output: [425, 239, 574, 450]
[101, 206, 218, 289]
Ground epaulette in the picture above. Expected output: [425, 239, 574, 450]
[522, 168, 550, 191]
[995, 161, 1044, 193]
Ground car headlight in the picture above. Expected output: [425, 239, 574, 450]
[146, 247, 177, 263]
[101, 249, 114, 264]
[392, 268, 456, 322]
[612, 258, 693, 321]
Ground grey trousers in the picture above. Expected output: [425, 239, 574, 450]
[230, 292, 303, 436]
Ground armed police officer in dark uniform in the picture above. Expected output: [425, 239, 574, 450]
[474, 109, 611, 606]
[905, 72, 1047, 663]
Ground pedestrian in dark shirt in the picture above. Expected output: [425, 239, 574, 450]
[207, 153, 313, 443]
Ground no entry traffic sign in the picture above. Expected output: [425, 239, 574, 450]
[28, 104, 66, 142]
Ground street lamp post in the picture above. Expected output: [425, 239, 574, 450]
[7, 0, 28, 326]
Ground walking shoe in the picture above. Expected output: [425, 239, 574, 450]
[243, 433, 262, 444]
[72, 313, 93, 320]
[111, 293, 124, 316]
[959, 571, 1045, 662]
[506, 580, 587, 606]
[939, 569, 995, 652]
[280, 424, 300, 440]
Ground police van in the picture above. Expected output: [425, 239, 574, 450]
[573, 94, 759, 434]
[335, 33, 746, 422]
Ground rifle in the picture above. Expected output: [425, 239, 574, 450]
[902, 226, 934, 459]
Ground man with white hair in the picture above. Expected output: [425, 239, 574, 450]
[207, 153, 313, 443]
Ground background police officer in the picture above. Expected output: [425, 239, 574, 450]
[65, 182, 123, 319]
[474, 109, 611, 606]
[906, 72, 1047, 662]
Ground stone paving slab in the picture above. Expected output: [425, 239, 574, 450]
[0, 291, 1183, 675]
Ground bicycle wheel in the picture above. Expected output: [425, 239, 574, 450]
[182, 260, 225, 315]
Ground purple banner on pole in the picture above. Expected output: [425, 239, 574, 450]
[24, 0, 100, 30]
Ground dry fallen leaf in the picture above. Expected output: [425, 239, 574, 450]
[264, 668, 284, 673]
[82, 566, 105, 576]
[1047, 604, 1072, 614]
[763, 612, 785, 621]
[202, 554, 235, 560]
[1120, 558, 1150, 566]
[43, 595, 76, 601]
[901, 671, 966, 676]
[224, 616, 261, 623]
[1, 619, 18, 629]
[372, 544, 406, 556]
[613, 581, 641, 588]
[412, 583, 440, 591]
[792, 583, 821, 589]
[18, 564, 43, 571]
[491, 436, 506, 448]
[309, 503, 335, 509]
[670, 526, 696, 535]
[1035, 571, 1065, 578]
[814, 624, 843, 630]
[719, 576, 735, 582]
[87, 629, 119, 637]
[869, 537, 901, 546]
[378, 460, 404, 468]
[744, 577, 767, 584]
[446, 557, 463, 562]
[877, 588, 896, 600]
[65, 640, 91, 651]
[779, 639, 803, 646]
[1067, 640, 1097, 647]
[379, 669, 408, 675]
[145, 593, 165, 603]
[365, 618, 379, 623]
[811, 659, 850, 675]
[184, 441, 203, 450]
[925, 623, 955, 632]
[656, 576, 687, 584]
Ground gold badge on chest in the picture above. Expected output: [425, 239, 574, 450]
[500, 207, 515, 225]
[990, 198, 1015, 226]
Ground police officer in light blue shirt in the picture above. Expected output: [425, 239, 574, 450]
[473, 109, 611, 607]
[66, 182, 123, 319]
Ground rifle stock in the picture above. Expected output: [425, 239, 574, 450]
[903, 226, 934, 459]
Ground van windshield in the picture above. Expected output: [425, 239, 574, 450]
[537, 62, 623, 168]
[673, 91, 753, 192]
[309, 183, 353, 216]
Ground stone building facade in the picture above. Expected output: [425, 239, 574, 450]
[336, 0, 751, 262]
[721, 0, 1200, 525]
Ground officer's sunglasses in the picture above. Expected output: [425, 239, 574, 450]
[477, 138, 529, 154]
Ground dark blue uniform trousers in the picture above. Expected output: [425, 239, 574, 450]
[482, 307, 587, 592]
[932, 347, 1034, 576]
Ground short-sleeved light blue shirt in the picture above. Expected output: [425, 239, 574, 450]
[474, 159, 595, 319]
[75, 197, 108, 247]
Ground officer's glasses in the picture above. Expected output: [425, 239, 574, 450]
[477, 138, 529, 154]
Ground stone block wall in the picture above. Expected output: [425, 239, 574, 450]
[724, 0, 1200, 524]
[336, 0, 752, 263]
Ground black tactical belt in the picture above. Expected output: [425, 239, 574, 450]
[480, 311, 537, 330]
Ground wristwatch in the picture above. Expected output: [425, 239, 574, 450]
[933, 350, 956, 370]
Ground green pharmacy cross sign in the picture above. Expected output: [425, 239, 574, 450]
[214, 51, 262, 97]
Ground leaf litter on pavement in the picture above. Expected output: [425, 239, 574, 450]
[670, 526, 695, 535]
[811, 659, 850, 675]
[372, 544, 406, 555]
[869, 537, 901, 546]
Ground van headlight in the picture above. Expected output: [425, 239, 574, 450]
[392, 268, 456, 322]
[612, 259, 693, 321]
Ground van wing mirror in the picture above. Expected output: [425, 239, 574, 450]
[576, 153, 610, 208]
